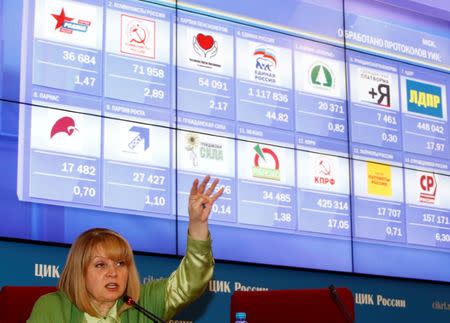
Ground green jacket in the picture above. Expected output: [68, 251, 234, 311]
[27, 236, 214, 322]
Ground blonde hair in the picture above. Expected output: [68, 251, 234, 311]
[58, 228, 140, 316]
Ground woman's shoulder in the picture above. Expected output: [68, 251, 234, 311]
[141, 277, 168, 292]
[30, 290, 72, 314]
[140, 278, 169, 303]
[27, 290, 72, 322]
[34, 290, 67, 304]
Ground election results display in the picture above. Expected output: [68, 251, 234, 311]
[4, 0, 450, 281]
[343, 0, 450, 281]
[16, 0, 177, 253]
[16, 0, 354, 272]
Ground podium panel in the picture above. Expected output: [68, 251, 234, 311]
[230, 287, 354, 322]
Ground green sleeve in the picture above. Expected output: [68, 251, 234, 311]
[164, 234, 215, 319]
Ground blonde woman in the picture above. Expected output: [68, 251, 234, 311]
[28, 176, 223, 322]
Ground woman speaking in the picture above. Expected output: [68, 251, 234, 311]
[27, 176, 223, 322]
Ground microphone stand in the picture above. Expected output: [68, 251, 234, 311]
[328, 285, 354, 323]
[123, 295, 166, 323]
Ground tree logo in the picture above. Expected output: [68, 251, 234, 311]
[310, 63, 334, 90]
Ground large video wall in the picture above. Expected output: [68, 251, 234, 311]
[1, 0, 449, 282]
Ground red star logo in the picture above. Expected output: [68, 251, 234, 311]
[51, 8, 73, 30]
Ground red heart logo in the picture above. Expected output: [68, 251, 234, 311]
[196, 33, 214, 51]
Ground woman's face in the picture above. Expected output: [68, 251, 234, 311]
[85, 245, 129, 310]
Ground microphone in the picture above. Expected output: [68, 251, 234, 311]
[328, 285, 354, 323]
[123, 295, 166, 323]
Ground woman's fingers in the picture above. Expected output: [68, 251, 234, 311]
[189, 178, 199, 196]
[205, 178, 219, 196]
[197, 175, 211, 194]
[211, 186, 224, 202]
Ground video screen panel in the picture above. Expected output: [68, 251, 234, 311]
[345, 0, 450, 281]
[172, 4, 352, 270]
[0, 0, 448, 281]
[10, 0, 177, 253]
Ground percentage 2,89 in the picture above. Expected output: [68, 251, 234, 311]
[144, 88, 165, 99]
